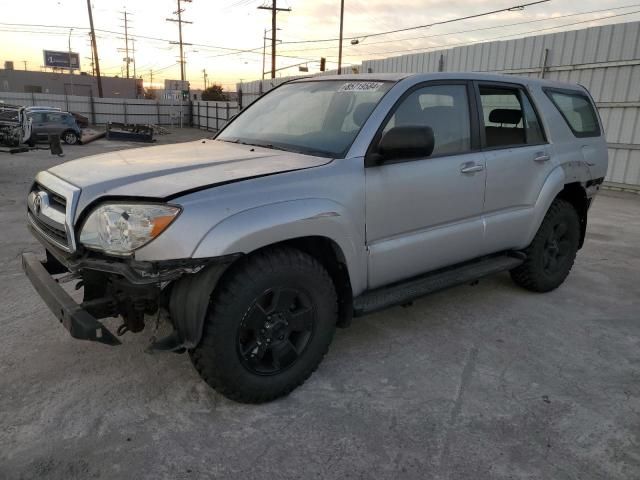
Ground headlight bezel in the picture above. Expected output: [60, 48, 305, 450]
[78, 201, 182, 256]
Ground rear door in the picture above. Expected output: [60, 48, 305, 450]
[365, 81, 487, 288]
[474, 82, 553, 253]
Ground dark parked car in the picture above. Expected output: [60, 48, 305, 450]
[27, 110, 82, 145]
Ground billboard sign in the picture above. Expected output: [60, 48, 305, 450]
[164, 79, 189, 92]
[43, 50, 80, 70]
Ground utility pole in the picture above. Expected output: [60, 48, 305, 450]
[258, 1, 290, 79]
[338, 0, 344, 74]
[22, 60, 27, 71]
[202, 68, 207, 89]
[86, 0, 103, 97]
[150, 69, 153, 87]
[119, 10, 131, 79]
[167, 0, 193, 83]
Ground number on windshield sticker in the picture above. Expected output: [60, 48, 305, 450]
[338, 82, 383, 93]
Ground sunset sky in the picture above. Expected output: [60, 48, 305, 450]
[1, 0, 639, 91]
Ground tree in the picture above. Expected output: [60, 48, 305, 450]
[201, 84, 227, 101]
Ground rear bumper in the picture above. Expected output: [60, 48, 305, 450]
[21, 252, 120, 346]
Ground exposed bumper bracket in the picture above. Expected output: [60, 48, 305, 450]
[22, 253, 121, 346]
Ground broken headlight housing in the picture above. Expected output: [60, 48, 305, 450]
[79, 203, 181, 255]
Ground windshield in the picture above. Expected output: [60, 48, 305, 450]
[218, 80, 394, 158]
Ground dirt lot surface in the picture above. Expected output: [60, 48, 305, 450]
[1, 129, 639, 479]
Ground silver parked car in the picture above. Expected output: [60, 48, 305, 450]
[27, 109, 82, 145]
[22, 73, 608, 403]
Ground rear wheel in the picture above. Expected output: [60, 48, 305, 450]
[511, 198, 580, 292]
[190, 247, 338, 403]
[62, 130, 79, 145]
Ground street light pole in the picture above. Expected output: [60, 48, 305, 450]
[338, 0, 344, 74]
[68, 28, 75, 95]
[262, 28, 281, 80]
[262, 28, 267, 81]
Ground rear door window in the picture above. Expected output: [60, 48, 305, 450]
[478, 85, 545, 148]
[545, 89, 600, 137]
[45, 112, 64, 124]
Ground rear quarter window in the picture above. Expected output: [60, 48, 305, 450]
[544, 88, 600, 138]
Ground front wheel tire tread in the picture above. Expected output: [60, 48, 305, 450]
[190, 247, 337, 403]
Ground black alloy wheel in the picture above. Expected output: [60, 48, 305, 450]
[238, 286, 314, 375]
[542, 220, 572, 276]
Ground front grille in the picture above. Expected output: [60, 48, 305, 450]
[35, 182, 67, 210]
[28, 211, 68, 248]
[28, 182, 71, 251]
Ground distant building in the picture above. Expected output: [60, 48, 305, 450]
[0, 69, 143, 98]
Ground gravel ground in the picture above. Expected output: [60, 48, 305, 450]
[1, 129, 639, 479]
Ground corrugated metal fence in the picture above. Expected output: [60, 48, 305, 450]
[192, 100, 240, 132]
[0, 92, 191, 126]
[238, 21, 640, 191]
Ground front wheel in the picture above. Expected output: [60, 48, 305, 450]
[62, 130, 79, 145]
[190, 247, 338, 403]
[510, 198, 580, 292]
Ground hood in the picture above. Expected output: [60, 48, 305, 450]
[49, 139, 332, 210]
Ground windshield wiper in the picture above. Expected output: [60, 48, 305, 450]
[253, 143, 291, 152]
[220, 139, 286, 150]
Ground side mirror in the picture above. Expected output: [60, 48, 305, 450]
[370, 126, 434, 165]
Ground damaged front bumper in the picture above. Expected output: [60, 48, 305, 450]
[21, 245, 240, 349]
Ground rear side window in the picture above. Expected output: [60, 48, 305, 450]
[545, 89, 600, 137]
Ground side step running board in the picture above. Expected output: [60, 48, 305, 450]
[353, 254, 524, 316]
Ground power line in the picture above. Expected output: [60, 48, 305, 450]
[276, 0, 551, 46]
[342, 8, 640, 60]
[276, 3, 640, 55]
[200, 0, 554, 60]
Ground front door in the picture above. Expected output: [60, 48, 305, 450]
[365, 82, 486, 289]
[30, 112, 47, 141]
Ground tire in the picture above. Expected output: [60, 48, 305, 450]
[510, 198, 581, 292]
[62, 130, 79, 145]
[190, 247, 338, 403]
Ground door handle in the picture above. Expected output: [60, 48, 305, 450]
[534, 153, 551, 162]
[460, 164, 485, 174]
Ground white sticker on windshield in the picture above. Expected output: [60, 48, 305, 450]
[338, 81, 383, 93]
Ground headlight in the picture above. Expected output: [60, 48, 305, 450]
[79, 203, 181, 255]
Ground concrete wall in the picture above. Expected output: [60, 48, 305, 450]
[0, 69, 142, 98]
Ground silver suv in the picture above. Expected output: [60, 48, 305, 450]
[22, 73, 608, 403]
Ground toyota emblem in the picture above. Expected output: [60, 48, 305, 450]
[33, 193, 42, 214]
